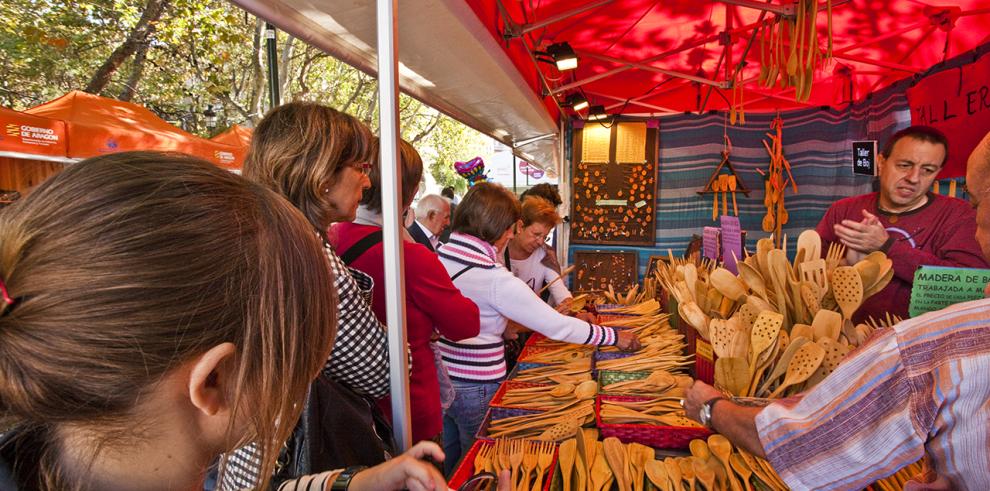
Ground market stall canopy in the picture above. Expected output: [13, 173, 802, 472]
[228, 0, 561, 174]
[211, 124, 252, 164]
[0, 106, 70, 162]
[26, 91, 243, 169]
[465, 0, 990, 118]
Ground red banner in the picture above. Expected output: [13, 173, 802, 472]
[907, 51, 990, 178]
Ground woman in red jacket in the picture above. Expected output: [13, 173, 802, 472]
[328, 139, 481, 444]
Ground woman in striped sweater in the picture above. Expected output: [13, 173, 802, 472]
[436, 182, 641, 472]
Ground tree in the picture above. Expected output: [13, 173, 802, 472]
[0, 0, 491, 187]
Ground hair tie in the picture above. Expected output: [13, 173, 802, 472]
[0, 276, 14, 313]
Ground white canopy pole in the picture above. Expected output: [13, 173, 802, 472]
[376, 0, 412, 451]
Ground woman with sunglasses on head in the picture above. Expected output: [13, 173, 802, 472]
[0, 151, 450, 491]
[221, 102, 398, 488]
[328, 138, 480, 445]
[436, 182, 641, 472]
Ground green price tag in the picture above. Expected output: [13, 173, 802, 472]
[909, 266, 990, 317]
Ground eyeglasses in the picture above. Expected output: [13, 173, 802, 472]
[348, 161, 372, 175]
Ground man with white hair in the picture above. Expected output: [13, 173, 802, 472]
[409, 194, 450, 252]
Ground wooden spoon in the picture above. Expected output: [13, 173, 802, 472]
[590, 443, 614, 491]
[736, 261, 768, 301]
[604, 437, 632, 491]
[853, 259, 881, 292]
[831, 266, 864, 321]
[574, 380, 599, 400]
[708, 435, 743, 491]
[664, 457, 684, 491]
[864, 266, 894, 298]
[729, 454, 754, 491]
[811, 309, 842, 342]
[559, 439, 577, 491]
[645, 459, 671, 491]
[679, 458, 697, 491]
[692, 457, 717, 491]
[768, 341, 826, 398]
[728, 175, 739, 216]
[629, 443, 653, 491]
[711, 267, 748, 301]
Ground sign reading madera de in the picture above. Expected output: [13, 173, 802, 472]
[909, 266, 990, 317]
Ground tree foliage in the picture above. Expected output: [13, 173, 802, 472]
[0, 0, 489, 190]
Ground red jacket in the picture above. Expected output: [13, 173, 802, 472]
[328, 222, 480, 441]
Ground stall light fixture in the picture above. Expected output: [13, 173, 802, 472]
[587, 105, 608, 121]
[567, 93, 589, 111]
[548, 42, 578, 71]
[536, 42, 578, 71]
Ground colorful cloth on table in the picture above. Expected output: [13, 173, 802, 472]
[755, 297, 990, 490]
[436, 232, 617, 383]
[816, 192, 989, 323]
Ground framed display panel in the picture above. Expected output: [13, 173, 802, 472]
[570, 120, 659, 246]
[572, 250, 638, 293]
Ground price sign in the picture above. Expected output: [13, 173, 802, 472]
[909, 266, 990, 317]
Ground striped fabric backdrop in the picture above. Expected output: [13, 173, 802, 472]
[569, 90, 911, 281]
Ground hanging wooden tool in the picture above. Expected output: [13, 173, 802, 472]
[757, 1, 834, 102]
[698, 135, 750, 220]
[760, 116, 798, 246]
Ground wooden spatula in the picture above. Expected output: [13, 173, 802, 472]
[715, 357, 752, 396]
[756, 336, 811, 397]
[768, 342, 826, 398]
[831, 266, 864, 321]
[604, 437, 632, 491]
[806, 338, 852, 387]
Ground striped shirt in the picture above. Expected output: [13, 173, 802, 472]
[755, 298, 990, 490]
[437, 232, 617, 382]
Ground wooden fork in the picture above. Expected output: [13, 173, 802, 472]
[519, 441, 539, 491]
[825, 242, 846, 273]
[531, 441, 555, 491]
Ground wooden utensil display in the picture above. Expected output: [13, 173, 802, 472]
[570, 124, 658, 246]
[573, 250, 638, 293]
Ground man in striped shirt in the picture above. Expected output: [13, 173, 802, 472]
[684, 130, 990, 490]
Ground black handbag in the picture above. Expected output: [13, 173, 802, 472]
[271, 373, 396, 488]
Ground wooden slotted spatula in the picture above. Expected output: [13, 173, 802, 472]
[768, 342, 826, 398]
[746, 311, 784, 395]
[806, 337, 853, 387]
[756, 336, 811, 397]
[832, 266, 864, 321]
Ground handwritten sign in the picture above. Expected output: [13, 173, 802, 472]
[852, 141, 877, 176]
[702, 227, 720, 261]
[907, 51, 990, 178]
[909, 266, 990, 317]
[720, 216, 743, 275]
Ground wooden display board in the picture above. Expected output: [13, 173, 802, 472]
[572, 250, 638, 293]
[570, 121, 658, 246]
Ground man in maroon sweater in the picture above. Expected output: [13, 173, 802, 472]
[817, 125, 990, 323]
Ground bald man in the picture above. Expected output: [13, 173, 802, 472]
[683, 131, 990, 489]
[409, 194, 450, 252]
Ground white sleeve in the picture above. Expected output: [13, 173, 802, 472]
[493, 271, 616, 346]
[544, 264, 572, 306]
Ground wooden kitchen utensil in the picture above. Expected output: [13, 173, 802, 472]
[768, 342, 826, 398]
[831, 266, 864, 321]
[559, 439, 576, 491]
[811, 309, 842, 342]
[604, 437, 632, 491]
[708, 434, 743, 491]
[756, 336, 811, 396]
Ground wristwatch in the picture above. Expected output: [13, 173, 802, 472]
[330, 465, 368, 490]
[699, 396, 727, 428]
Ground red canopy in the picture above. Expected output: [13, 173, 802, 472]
[26, 91, 242, 169]
[464, 1, 990, 118]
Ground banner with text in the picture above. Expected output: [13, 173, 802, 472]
[909, 266, 990, 318]
[906, 50, 990, 178]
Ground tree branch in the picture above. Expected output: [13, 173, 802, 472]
[84, 0, 169, 94]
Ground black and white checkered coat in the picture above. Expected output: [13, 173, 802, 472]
[218, 240, 390, 490]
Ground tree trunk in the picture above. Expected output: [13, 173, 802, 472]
[118, 41, 150, 101]
[85, 0, 169, 94]
[249, 18, 267, 123]
[278, 35, 295, 99]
